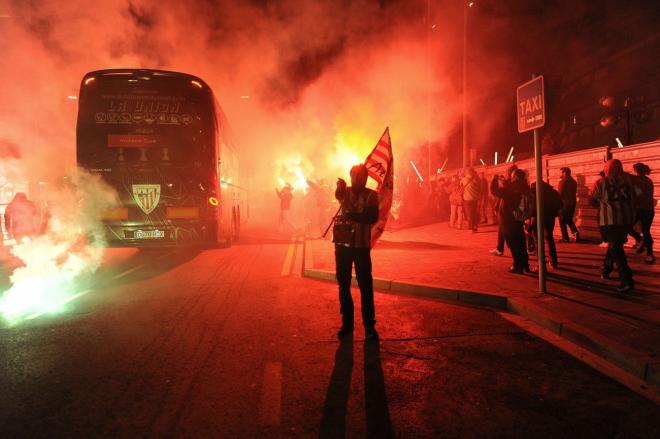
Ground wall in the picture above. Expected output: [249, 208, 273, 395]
[438, 140, 660, 242]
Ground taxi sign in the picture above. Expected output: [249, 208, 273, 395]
[517, 76, 545, 133]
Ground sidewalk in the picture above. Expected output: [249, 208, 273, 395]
[303, 221, 660, 388]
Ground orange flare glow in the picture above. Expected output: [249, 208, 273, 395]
[275, 155, 311, 194]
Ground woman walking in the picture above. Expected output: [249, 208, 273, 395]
[630, 163, 655, 263]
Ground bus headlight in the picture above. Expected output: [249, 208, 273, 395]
[208, 197, 219, 206]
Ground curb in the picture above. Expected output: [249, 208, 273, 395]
[302, 239, 508, 311]
[302, 239, 660, 388]
[303, 267, 508, 311]
[508, 297, 658, 385]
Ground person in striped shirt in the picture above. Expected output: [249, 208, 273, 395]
[590, 159, 641, 293]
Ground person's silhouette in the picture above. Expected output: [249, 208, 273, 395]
[320, 339, 354, 438]
[320, 339, 393, 438]
[364, 340, 393, 438]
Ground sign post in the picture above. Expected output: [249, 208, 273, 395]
[517, 75, 546, 294]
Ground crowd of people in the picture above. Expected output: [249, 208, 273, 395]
[275, 158, 655, 294]
[428, 160, 655, 294]
[428, 169, 490, 231]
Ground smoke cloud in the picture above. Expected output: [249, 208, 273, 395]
[3, 0, 659, 186]
[0, 170, 117, 324]
[0, 0, 467, 190]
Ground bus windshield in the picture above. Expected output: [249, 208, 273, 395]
[77, 75, 215, 172]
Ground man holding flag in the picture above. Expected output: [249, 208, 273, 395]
[333, 128, 393, 341]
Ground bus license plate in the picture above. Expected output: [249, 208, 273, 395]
[134, 229, 165, 239]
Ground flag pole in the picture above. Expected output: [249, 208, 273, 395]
[322, 205, 342, 238]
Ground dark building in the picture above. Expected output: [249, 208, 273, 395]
[461, 0, 660, 161]
[550, 2, 660, 151]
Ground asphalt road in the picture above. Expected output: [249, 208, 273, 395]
[1, 230, 659, 438]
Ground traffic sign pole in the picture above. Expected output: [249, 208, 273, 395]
[517, 74, 546, 293]
[534, 123, 546, 293]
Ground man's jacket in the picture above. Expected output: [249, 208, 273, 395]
[334, 186, 379, 248]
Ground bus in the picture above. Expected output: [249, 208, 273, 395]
[76, 69, 244, 247]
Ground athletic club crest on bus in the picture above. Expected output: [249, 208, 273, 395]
[132, 184, 161, 214]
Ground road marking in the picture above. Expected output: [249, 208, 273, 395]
[258, 361, 282, 426]
[113, 264, 146, 280]
[293, 238, 303, 277]
[24, 289, 92, 320]
[280, 239, 296, 276]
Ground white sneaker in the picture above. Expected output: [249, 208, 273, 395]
[490, 248, 503, 256]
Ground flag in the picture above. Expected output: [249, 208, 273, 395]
[364, 127, 393, 247]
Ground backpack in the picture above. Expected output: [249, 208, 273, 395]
[545, 186, 563, 215]
[462, 176, 481, 201]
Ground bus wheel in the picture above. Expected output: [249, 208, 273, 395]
[212, 221, 231, 248]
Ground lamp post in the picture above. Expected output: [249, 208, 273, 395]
[462, 1, 474, 168]
[427, 0, 432, 180]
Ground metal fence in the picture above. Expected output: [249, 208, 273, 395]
[438, 139, 660, 242]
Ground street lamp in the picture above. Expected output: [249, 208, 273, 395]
[462, 1, 475, 168]
[427, 0, 432, 181]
